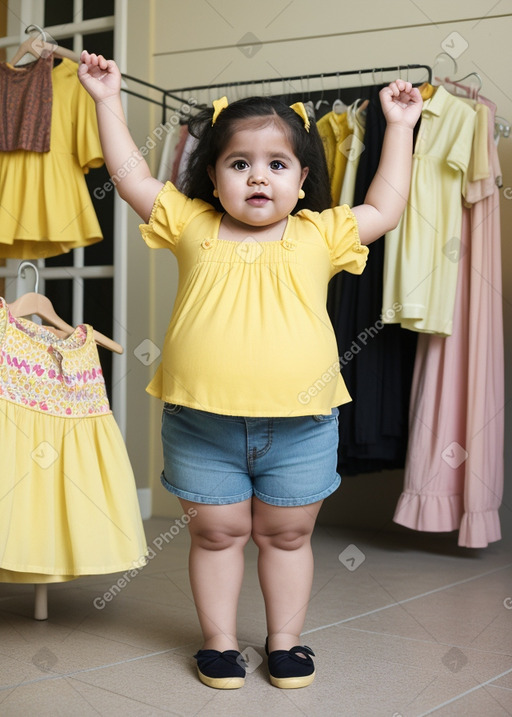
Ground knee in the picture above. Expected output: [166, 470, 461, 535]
[192, 526, 251, 551]
[252, 527, 311, 551]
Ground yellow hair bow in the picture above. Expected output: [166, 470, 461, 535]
[212, 96, 229, 125]
[290, 102, 310, 132]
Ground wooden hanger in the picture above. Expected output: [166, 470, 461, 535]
[10, 25, 79, 66]
[7, 293, 124, 354]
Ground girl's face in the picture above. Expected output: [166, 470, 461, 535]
[208, 118, 308, 231]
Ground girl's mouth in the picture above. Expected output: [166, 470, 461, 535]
[247, 194, 270, 206]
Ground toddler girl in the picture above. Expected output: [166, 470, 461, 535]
[79, 51, 422, 690]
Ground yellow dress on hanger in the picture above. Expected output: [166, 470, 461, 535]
[316, 110, 350, 206]
[381, 85, 476, 336]
[0, 58, 104, 259]
[0, 298, 148, 583]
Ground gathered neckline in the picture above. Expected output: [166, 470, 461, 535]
[215, 213, 292, 244]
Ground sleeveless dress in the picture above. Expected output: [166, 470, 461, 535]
[0, 298, 148, 582]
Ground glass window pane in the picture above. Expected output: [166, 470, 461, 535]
[83, 278, 113, 337]
[81, 30, 113, 57]
[45, 251, 75, 268]
[85, 165, 114, 265]
[44, 1, 74, 25]
[83, 0, 115, 20]
[44, 279, 73, 325]
[53, 36, 74, 52]
[84, 277, 113, 400]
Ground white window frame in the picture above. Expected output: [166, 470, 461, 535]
[0, 0, 129, 434]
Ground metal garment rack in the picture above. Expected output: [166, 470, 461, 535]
[121, 64, 433, 124]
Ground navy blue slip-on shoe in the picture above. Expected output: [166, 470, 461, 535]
[193, 649, 246, 689]
[265, 638, 316, 688]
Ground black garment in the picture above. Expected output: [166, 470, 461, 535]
[326, 86, 418, 475]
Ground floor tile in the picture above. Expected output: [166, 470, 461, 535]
[1, 517, 510, 716]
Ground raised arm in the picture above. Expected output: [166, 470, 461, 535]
[351, 79, 423, 245]
[78, 51, 163, 223]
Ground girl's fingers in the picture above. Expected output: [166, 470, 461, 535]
[387, 79, 414, 98]
[80, 51, 108, 68]
[79, 51, 115, 79]
[79, 50, 97, 68]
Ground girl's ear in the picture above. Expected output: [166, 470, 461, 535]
[300, 166, 309, 187]
[207, 165, 216, 190]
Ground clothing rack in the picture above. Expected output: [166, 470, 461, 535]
[120, 74, 185, 124]
[165, 64, 433, 95]
[121, 64, 433, 125]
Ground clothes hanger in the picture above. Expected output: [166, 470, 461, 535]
[430, 50, 483, 98]
[8, 292, 123, 354]
[441, 71, 483, 99]
[353, 71, 369, 114]
[494, 116, 511, 139]
[314, 74, 329, 112]
[295, 75, 315, 120]
[330, 74, 347, 114]
[10, 24, 80, 66]
[328, 75, 344, 115]
[431, 51, 458, 87]
[494, 115, 510, 146]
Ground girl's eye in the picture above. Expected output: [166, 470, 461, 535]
[270, 160, 285, 170]
[233, 160, 248, 170]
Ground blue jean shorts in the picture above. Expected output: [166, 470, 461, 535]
[160, 404, 341, 507]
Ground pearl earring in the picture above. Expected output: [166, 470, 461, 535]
[298, 189, 305, 199]
[213, 189, 219, 198]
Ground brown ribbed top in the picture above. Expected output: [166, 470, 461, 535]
[0, 54, 53, 152]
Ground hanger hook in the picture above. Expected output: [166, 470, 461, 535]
[17, 261, 40, 294]
[315, 74, 328, 111]
[372, 68, 384, 85]
[432, 51, 458, 84]
[495, 116, 511, 138]
[25, 24, 46, 42]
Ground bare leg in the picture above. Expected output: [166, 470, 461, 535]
[251, 497, 323, 653]
[179, 498, 252, 652]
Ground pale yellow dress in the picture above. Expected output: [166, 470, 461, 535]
[0, 298, 148, 583]
[316, 110, 350, 206]
[381, 86, 476, 336]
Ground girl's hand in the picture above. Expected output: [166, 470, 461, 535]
[379, 79, 423, 129]
[78, 51, 121, 102]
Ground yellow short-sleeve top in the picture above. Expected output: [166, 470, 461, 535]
[139, 182, 368, 417]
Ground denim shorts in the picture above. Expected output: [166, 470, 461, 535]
[160, 404, 341, 507]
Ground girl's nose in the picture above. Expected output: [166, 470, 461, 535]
[249, 172, 269, 185]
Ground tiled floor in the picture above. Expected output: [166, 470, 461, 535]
[1, 516, 511, 716]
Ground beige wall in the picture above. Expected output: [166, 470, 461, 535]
[124, 1, 512, 531]
[121, 3, 155, 496]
